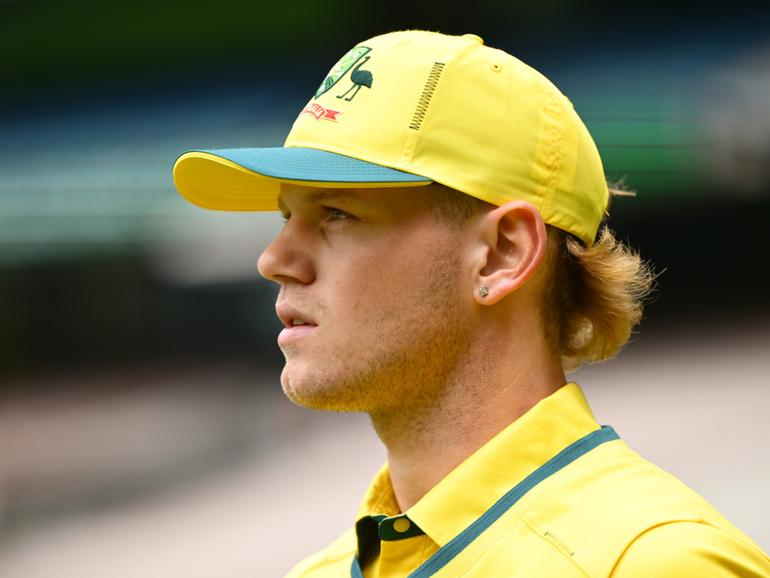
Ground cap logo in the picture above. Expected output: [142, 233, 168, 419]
[300, 103, 341, 122]
[314, 45, 372, 99]
[335, 55, 372, 101]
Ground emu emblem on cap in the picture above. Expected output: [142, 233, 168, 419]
[314, 45, 372, 98]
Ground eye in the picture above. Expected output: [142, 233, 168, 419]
[324, 206, 352, 221]
[280, 213, 290, 224]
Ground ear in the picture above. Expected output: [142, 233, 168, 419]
[472, 200, 547, 305]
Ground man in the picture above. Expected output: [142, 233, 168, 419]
[173, 30, 770, 577]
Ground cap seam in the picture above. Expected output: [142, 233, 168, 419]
[539, 88, 565, 227]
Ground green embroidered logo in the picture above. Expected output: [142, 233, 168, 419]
[315, 45, 372, 99]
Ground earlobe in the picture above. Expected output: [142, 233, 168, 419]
[473, 201, 547, 306]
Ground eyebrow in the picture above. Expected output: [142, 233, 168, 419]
[277, 189, 362, 215]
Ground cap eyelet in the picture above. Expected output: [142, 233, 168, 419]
[492, 63, 502, 72]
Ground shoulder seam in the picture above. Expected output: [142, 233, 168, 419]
[606, 519, 769, 578]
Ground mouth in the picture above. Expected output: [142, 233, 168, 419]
[275, 302, 317, 329]
[275, 302, 318, 345]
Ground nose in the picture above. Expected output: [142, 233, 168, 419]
[257, 217, 315, 286]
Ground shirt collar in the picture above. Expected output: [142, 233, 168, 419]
[356, 382, 601, 547]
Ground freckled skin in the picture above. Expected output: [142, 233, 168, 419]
[257, 184, 476, 416]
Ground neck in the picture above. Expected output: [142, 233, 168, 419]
[369, 325, 566, 513]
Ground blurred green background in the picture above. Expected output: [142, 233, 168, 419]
[2, 0, 769, 374]
[1, 1, 769, 575]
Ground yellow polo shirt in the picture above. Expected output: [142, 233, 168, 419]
[286, 382, 770, 577]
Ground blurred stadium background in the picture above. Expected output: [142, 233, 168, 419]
[1, 1, 769, 576]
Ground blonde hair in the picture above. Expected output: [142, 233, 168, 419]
[538, 184, 660, 372]
[429, 181, 661, 373]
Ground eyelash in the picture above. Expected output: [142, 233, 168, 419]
[279, 206, 351, 224]
[325, 206, 350, 221]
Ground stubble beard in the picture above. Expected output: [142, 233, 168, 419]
[280, 247, 474, 416]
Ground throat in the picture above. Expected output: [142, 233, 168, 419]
[369, 396, 482, 512]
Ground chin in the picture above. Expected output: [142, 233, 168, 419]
[281, 366, 341, 410]
[280, 366, 369, 413]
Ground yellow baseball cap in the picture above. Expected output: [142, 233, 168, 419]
[173, 29, 609, 247]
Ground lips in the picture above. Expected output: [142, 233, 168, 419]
[275, 302, 318, 329]
[276, 303, 318, 347]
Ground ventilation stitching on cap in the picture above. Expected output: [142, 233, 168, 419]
[409, 62, 445, 131]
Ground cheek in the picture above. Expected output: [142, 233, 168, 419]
[350, 241, 458, 311]
[327, 234, 420, 284]
[319, 246, 424, 329]
[339, 241, 425, 292]
[319, 224, 465, 323]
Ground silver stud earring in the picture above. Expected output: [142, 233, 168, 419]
[478, 286, 489, 298]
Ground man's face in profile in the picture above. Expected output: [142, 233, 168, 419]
[257, 183, 478, 417]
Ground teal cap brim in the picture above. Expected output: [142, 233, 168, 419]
[172, 146, 432, 211]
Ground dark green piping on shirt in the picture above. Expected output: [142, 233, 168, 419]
[410, 425, 620, 577]
[349, 424, 620, 577]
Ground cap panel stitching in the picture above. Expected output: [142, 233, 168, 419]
[536, 82, 564, 218]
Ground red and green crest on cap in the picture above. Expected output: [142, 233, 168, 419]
[314, 46, 372, 98]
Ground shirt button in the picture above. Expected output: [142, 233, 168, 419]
[393, 517, 411, 533]
[462, 33, 484, 45]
